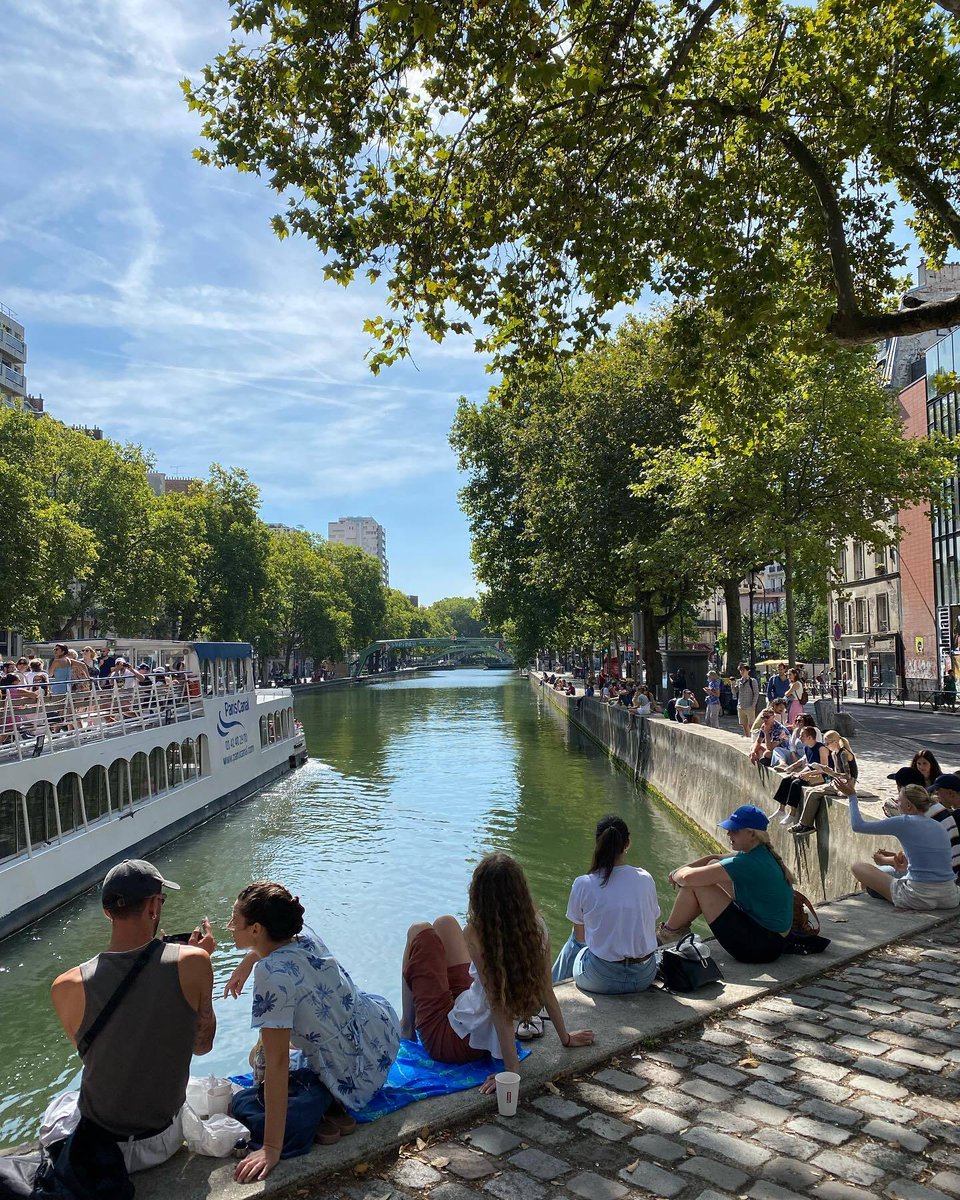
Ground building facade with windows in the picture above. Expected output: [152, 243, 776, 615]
[924, 326, 960, 683]
[0, 303, 27, 408]
[830, 535, 902, 696]
[327, 516, 389, 585]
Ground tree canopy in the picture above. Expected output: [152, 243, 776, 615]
[186, 0, 960, 372]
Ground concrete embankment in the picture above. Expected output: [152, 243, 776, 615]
[534, 679, 889, 904]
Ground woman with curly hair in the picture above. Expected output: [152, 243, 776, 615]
[401, 853, 593, 1093]
[224, 882, 400, 1183]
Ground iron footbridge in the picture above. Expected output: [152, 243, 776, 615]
[350, 637, 513, 678]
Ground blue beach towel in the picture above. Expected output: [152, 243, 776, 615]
[229, 1039, 532, 1123]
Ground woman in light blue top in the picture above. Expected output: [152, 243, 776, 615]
[835, 778, 959, 912]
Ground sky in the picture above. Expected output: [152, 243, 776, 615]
[1, 0, 493, 605]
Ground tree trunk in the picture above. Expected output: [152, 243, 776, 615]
[722, 577, 743, 673]
[785, 546, 797, 666]
[642, 608, 663, 696]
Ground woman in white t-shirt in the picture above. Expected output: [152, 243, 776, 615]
[551, 815, 661, 994]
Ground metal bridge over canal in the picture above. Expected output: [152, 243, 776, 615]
[350, 637, 512, 678]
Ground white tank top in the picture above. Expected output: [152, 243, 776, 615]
[447, 962, 502, 1058]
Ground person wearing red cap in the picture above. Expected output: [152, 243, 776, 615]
[49, 859, 217, 1174]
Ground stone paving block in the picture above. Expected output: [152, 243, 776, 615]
[618, 1159, 685, 1196]
[930, 1172, 960, 1197]
[750, 1041, 798, 1064]
[797, 986, 852, 1005]
[681, 1125, 773, 1168]
[798, 1097, 861, 1126]
[701, 1027, 741, 1046]
[921, 1119, 960, 1148]
[857, 1141, 928, 1179]
[431, 1184, 478, 1200]
[576, 1112, 634, 1142]
[593, 1068, 646, 1093]
[497, 1111, 569, 1148]
[848, 1094, 917, 1123]
[812, 1183, 876, 1200]
[779, 992, 824, 1008]
[466, 1124, 524, 1155]
[753, 1128, 820, 1160]
[872, 1029, 943, 1054]
[785, 1117, 853, 1146]
[564, 1134, 636, 1173]
[641, 1084, 699, 1114]
[567, 1171, 629, 1200]
[629, 1106, 689, 1135]
[680, 1038, 741, 1065]
[887, 1047, 943, 1072]
[827, 1016, 876, 1037]
[483, 1170, 548, 1200]
[745, 1061, 798, 1084]
[862, 1119, 930, 1152]
[507, 1147, 572, 1180]
[690, 1192, 736, 1200]
[852, 1056, 909, 1081]
[570, 1082, 638, 1114]
[884, 1182, 954, 1200]
[893, 986, 938, 1001]
[761, 1156, 826, 1191]
[810, 1149, 886, 1186]
[852, 997, 900, 1014]
[339, 1181, 400, 1200]
[738, 1005, 788, 1024]
[747, 1079, 802, 1106]
[678, 1156, 750, 1192]
[531, 1095, 587, 1121]
[390, 1159, 443, 1189]
[792, 1056, 850, 1082]
[629, 1059, 684, 1087]
[697, 1106, 757, 1134]
[648, 1049, 690, 1068]
[734, 1096, 792, 1126]
[627, 1133, 687, 1162]
[845, 1071, 909, 1097]
[785, 1019, 833, 1039]
[694, 1061, 749, 1087]
[794, 1077, 855, 1104]
[681, 1078, 735, 1104]
[425, 1143, 498, 1180]
[783, 1036, 855, 1066]
[748, 1183, 809, 1200]
[835, 1034, 886, 1055]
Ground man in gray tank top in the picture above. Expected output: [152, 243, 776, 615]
[51, 860, 217, 1172]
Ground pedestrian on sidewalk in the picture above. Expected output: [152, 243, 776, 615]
[733, 663, 759, 736]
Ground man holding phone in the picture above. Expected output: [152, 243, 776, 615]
[50, 860, 217, 1173]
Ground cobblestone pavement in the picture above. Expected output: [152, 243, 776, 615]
[320, 918, 960, 1200]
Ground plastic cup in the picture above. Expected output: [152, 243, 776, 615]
[495, 1071, 521, 1117]
[206, 1082, 233, 1117]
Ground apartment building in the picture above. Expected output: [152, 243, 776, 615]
[0, 303, 27, 408]
[327, 516, 389, 585]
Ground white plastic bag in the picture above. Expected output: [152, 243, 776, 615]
[181, 1101, 249, 1158]
[39, 1090, 81, 1147]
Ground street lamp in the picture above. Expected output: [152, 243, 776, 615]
[748, 572, 756, 670]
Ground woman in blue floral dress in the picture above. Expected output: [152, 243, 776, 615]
[224, 881, 400, 1183]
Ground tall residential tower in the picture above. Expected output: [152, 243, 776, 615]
[327, 516, 389, 585]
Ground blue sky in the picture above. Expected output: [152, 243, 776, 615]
[1, 0, 492, 605]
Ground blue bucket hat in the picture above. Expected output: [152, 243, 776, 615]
[718, 804, 769, 831]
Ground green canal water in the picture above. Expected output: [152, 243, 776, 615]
[0, 670, 711, 1148]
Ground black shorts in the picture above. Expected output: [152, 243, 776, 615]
[709, 903, 785, 964]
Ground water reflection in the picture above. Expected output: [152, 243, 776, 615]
[0, 670, 710, 1147]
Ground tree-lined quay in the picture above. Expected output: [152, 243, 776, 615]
[319, 918, 960, 1200]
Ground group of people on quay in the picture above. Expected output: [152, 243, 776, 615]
[0, 646, 188, 743]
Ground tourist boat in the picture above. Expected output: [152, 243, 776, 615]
[0, 640, 306, 941]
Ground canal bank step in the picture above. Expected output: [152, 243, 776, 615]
[135, 895, 959, 1200]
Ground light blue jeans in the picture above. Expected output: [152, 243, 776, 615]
[551, 932, 657, 995]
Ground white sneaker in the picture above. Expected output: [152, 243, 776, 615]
[779, 812, 794, 825]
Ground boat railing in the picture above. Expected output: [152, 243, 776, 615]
[0, 675, 206, 765]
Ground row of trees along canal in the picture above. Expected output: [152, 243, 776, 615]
[0, 406, 484, 668]
[182, 0, 960, 684]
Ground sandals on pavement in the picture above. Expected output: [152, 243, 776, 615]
[656, 922, 691, 946]
[516, 1015, 545, 1040]
[315, 1102, 358, 1144]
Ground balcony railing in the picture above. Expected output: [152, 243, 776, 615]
[2, 365, 25, 389]
[1, 330, 25, 357]
[0, 675, 205, 764]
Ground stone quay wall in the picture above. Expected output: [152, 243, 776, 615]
[534, 679, 878, 904]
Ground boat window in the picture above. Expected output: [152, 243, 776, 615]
[260, 715, 267, 748]
[267, 713, 276, 744]
[108, 759, 130, 810]
[225, 659, 236, 694]
[57, 773, 85, 834]
[181, 738, 197, 780]
[130, 752, 151, 803]
[202, 660, 213, 697]
[197, 734, 209, 776]
[167, 741, 183, 787]
[241, 658, 252, 691]
[215, 659, 225, 695]
[150, 746, 167, 793]
[83, 766, 110, 821]
[25, 780, 58, 847]
[0, 790, 27, 861]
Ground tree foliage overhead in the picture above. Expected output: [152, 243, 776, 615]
[186, 0, 960, 371]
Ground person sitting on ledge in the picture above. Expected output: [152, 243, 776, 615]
[749, 707, 791, 766]
[834, 777, 960, 912]
[769, 726, 830, 825]
[400, 853, 593, 1092]
[658, 805, 793, 963]
[552, 816, 660, 995]
[789, 730, 858, 835]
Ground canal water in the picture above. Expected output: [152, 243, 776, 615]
[0, 670, 711, 1148]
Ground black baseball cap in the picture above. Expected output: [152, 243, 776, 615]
[887, 767, 925, 787]
[102, 859, 180, 907]
[931, 773, 960, 794]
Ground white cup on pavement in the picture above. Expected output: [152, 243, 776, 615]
[205, 1082, 233, 1117]
[495, 1071, 521, 1117]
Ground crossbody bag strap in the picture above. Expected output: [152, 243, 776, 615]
[77, 939, 162, 1058]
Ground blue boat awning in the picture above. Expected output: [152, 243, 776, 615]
[190, 642, 253, 662]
